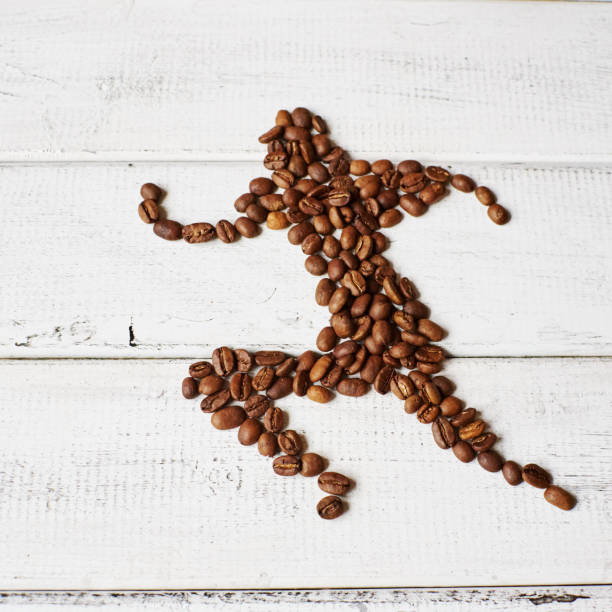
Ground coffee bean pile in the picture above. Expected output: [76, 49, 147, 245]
[138, 107, 575, 516]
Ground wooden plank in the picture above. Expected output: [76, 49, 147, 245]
[0, 586, 610, 611]
[0, 0, 610, 161]
[1, 162, 610, 357]
[0, 357, 609, 589]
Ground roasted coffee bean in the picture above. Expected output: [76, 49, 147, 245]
[189, 361, 213, 379]
[381, 169, 401, 189]
[477, 450, 503, 472]
[355, 235, 374, 260]
[252, 366, 276, 391]
[451, 174, 475, 192]
[400, 172, 427, 193]
[374, 365, 395, 394]
[211, 405, 246, 430]
[317, 326, 338, 352]
[377, 190, 399, 211]
[287, 209, 309, 224]
[502, 461, 523, 486]
[382, 276, 404, 305]
[283, 188, 302, 209]
[317, 495, 344, 519]
[182, 377, 199, 399]
[305, 254, 328, 276]
[301, 453, 325, 477]
[291, 107, 312, 128]
[440, 396, 462, 417]
[329, 156, 350, 177]
[238, 418, 263, 446]
[364, 197, 381, 218]
[339, 250, 359, 271]
[315, 278, 336, 306]
[313, 214, 334, 236]
[416, 403, 439, 424]
[432, 417, 456, 449]
[292, 370, 310, 396]
[234, 349, 253, 373]
[275, 357, 296, 377]
[409, 371, 429, 389]
[255, 351, 286, 366]
[404, 394, 424, 414]
[364, 335, 385, 356]
[330, 310, 355, 338]
[322, 235, 341, 258]
[418, 319, 444, 342]
[475, 186, 496, 206]
[263, 406, 285, 432]
[415, 345, 445, 363]
[343, 270, 367, 296]
[337, 378, 370, 397]
[285, 126, 312, 142]
[249, 177, 275, 196]
[198, 374, 225, 395]
[266, 376, 293, 400]
[372, 320, 394, 346]
[328, 287, 350, 314]
[234, 192, 257, 213]
[400, 355, 417, 369]
[307, 385, 333, 403]
[318, 472, 351, 495]
[235, 216, 259, 238]
[392, 311, 415, 332]
[350, 294, 372, 318]
[544, 486, 576, 511]
[267, 211, 290, 230]
[229, 372, 252, 401]
[522, 463, 552, 489]
[433, 376, 455, 397]
[310, 355, 334, 382]
[154, 219, 182, 240]
[215, 219, 237, 243]
[328, 258, 347, 282]
[379, 209, 403, 228]
[417, 361, 442, 374]
[273, 454, 301, 476]
[141, 183, 162, 201]
[299, 196, 324, 216]
[360, 355, 383, 383]
[212, 346, 235, 376]
[450, 408, 476, 428]
[244, 394, 271, 418]
[312, 114, 327, 133]
[390, 373, 414, 400]
[307, 161, 330, 183]
[312, 134, 332, 157]
[399, 193, 428, 216]
[258, 125, 284, 143]
[488, 204, 510, 225]
[453, 440, 475, 463]
[471, 432, 497, 452]
[398, 160, 422, 174]
[350, 160, 370, 175]
[359, 260, 376, 278]
[424, 166, 451, 183]
[458, 419, 486, 440]
[371, 159, 393, 175]
[389, 342, 414, 359]
[295, 178, 318, 194]
[246, 203, 268, 223]
[321, 364, 345, 386]
[200, 389, 231, 413]
[297, 350, 318, 372]
[138, 199, 159, 224]
[288, 221, 315, 245]
[332, 340, 358, 359]
[404, 299, 430, 319]
[264, 151, 288, 171]
[346, 345, 368, 375]
[423, 381, 442, 405]
[275, 109, 292, 126]
[420, 182, 446, 205]
[258, 431, 278, 457]
[278, 430, 302, 455]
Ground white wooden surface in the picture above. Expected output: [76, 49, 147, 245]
[1, 0, 611, 607]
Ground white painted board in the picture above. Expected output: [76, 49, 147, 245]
[1, 162, 610, 358]
[0, 358, 609, 589]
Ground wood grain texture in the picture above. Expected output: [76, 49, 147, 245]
[1, 162, 611, 358]
[0, 358, 609, 589]
[1, 586, 610, 610]
[0, 0, 611, 161]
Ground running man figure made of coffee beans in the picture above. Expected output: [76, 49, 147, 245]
[137, 108, 576, 518]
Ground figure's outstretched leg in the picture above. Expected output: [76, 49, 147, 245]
[136, 108, 576, 518]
